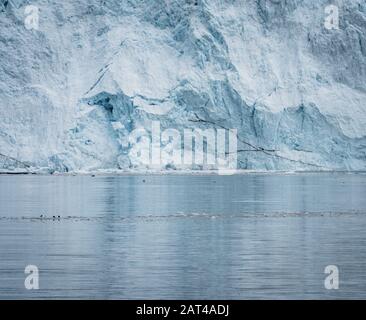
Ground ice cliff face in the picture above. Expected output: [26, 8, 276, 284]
[0, 0, 366, 172]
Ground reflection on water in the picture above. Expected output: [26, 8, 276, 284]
[0, 173, 366, 299]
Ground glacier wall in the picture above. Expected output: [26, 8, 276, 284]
[0, 0, 366, 172]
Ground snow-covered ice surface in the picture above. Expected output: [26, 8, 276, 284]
[1, 0, 366, 173]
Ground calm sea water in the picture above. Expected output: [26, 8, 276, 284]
[0, 173, 366, 299]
